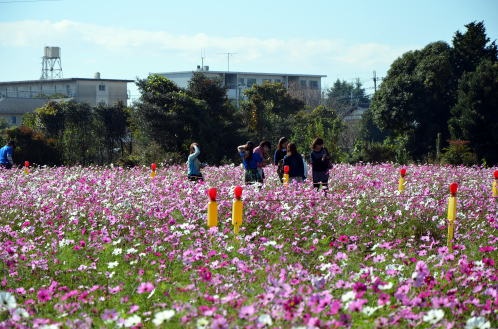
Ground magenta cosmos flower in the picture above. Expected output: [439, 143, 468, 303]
[136, 282, 154, 294]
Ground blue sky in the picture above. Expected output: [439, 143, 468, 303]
[0, 0, 497, 101]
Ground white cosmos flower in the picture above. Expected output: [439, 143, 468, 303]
[0, 291, 17, 310]
[341, 290, 356, 302]
[112, 248, 123, 255]
[465, 316, 491, 329]
[378, 282, 393, 290]
[152, 309, 175, 326]
[107, 261, 119, 269]
[196, 317, 209, 329]
[124, 314, 141, 327]
[258, 313, 273, 325]
[362, 306, 381, 316]
[126, 247, 138, 254]
[423, 309, 444, 324]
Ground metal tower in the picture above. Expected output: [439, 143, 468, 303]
[41, 46, 63, 80]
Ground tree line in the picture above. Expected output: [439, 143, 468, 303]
[2, 21, 497, 167]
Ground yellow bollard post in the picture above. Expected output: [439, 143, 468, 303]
[447, 182, 458, 250]
[492, 170, 498, 198]
[232, 186, 243, 234]
[207, 188, 218, 228]
[24, 161, 30, 175]
[398, 168, 407, 192]
[283, 165, 290, 186]
[150, 163, 157, 178]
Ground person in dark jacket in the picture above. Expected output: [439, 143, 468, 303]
[283, 142, 306, 182]
[274, 137, 288, 183]
[310, 137, 331, 189]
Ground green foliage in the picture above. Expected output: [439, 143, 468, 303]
[370, 22, 498, 164]
[4, 125, 61, 166]
[441, 140, 477, 166]
[448, 60, 498, 164]
[452, 21, 498, 77]
[240, 81, 305, 143]
[289, 105, 343, 160]
[326, 78, 370, 118]
[351, 141, 396, 163]
[134, 73, 243, 164]
[93, 102, 130, 164]
[370, 41, 455, 160]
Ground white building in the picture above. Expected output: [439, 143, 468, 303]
[0, 75, 133, 125]
[157, 67, 326, 107]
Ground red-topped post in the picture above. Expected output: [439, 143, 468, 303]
[283, 165, 290, 185]
[207, 188, 218, 228]
[232, 186, 243, 234]
[447, 182, 458, 250]
[150, 163, 157, 178]
[492, 170, 498, 198]
[398, 168, 407, 192]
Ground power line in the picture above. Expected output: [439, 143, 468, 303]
[0, 0, 62, 3]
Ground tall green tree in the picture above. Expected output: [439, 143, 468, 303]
[240, 81, 304, 143]
[370, 41, 456, 159]
[326, 79, 370, 118]
[134, 74, 243, 164]
[452, 21, 498, 78]
[134, 74, 192, 152]
[186, 72, 242, 163]
[62, 101, 94, 164]
[94, 102, 130, 163]
[290, 105, 343, 161]
[449, 60, 498, 165]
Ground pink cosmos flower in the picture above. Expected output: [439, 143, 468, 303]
[348, 298, 367, 312]
[478, 246, 496, 252]
[136, 282, 154, 294]
[37, 288, 52, 302]
[239, 305, 256, 319]
[198, 267, 212, 282]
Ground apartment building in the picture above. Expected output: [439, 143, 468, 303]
[0, 75, 133, 125]
[158, 67, 326, 107]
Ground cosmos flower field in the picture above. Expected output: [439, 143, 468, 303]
[0, 163, 496, 329]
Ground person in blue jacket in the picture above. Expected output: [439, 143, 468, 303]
[187, 142, 203, 181]
[0, 140, 15, 169]
[238, 141, 263, 185]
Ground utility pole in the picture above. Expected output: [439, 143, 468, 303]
[221, 52, 236, 71]
[373, 70, 378, 93]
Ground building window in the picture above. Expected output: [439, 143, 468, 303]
[275, 79, 281, 83]
[300, 80, 307, 88]
[247, 78, 256, 87]
[309, 80, 318, 89]
[11, 116, 17, 125]
[98, 85, 106, 91]
[238, 78, 245, 86]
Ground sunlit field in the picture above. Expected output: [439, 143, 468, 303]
[0, 164, 496, 329]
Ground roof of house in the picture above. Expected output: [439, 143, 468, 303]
[158, 70, 327, 78]
[0, 78, 134, 86]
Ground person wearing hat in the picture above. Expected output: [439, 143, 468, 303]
[0, 140, 15, 169]
[237, 141, 263, 185]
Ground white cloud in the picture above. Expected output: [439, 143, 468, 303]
[0, 19, 415, 89]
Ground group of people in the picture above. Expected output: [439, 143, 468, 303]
[187, 137, 332, 189]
